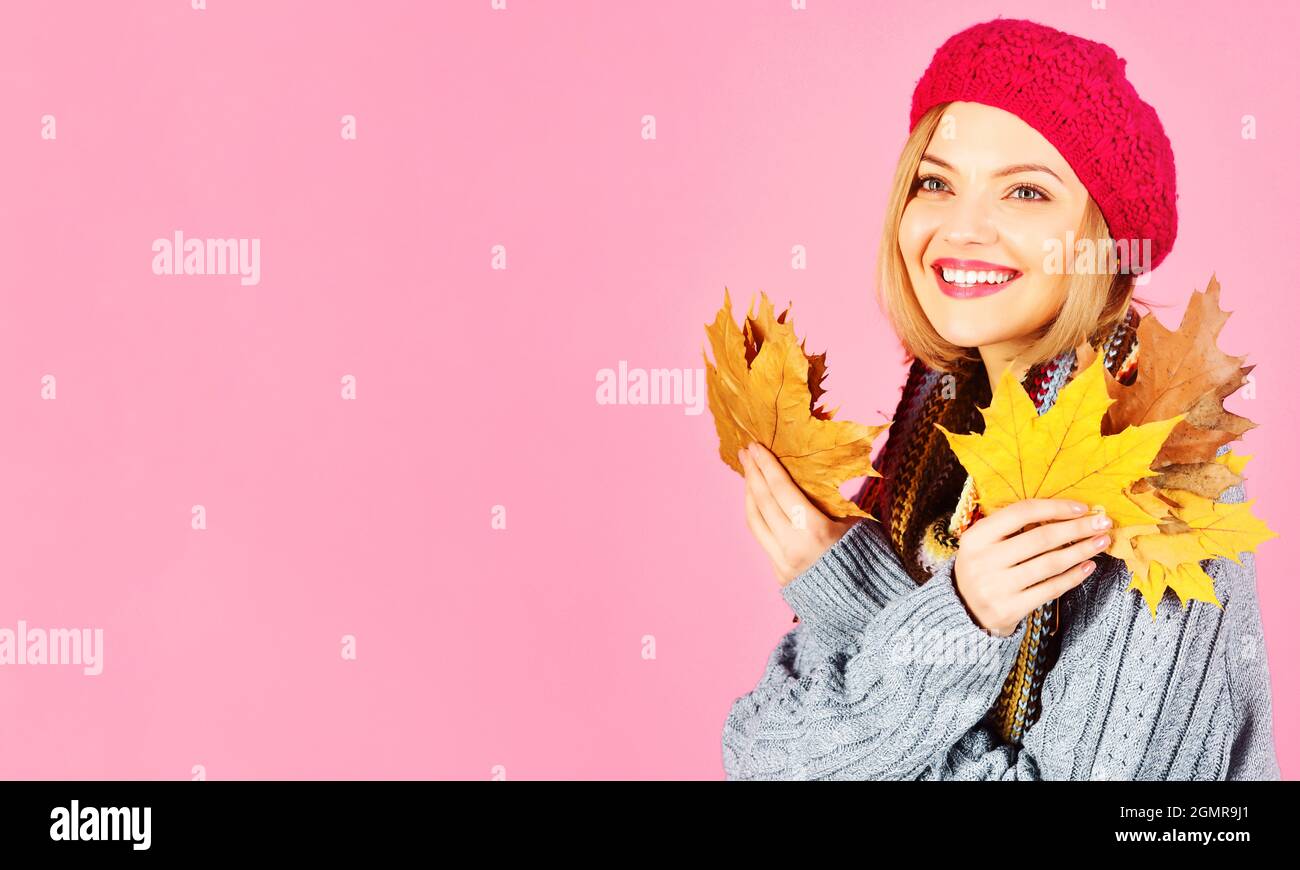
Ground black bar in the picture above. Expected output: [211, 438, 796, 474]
[0, 781, 1287, 857]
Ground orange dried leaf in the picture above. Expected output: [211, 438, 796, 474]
[703, 289, 888, 520]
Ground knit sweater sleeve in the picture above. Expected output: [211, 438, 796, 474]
[772, 518, 924, 652]
[1209, 471, 1280, 780]
[720, 519, 1030, 780]
[1218, 549, 1281, 779]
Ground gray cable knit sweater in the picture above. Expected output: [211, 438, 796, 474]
[721, 451, 1281, 780]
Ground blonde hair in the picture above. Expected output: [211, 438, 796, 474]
[876, 102, 1147, 373]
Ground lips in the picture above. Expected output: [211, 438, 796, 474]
[930, 258, 1023, 299]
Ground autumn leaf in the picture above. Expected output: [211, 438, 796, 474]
[703, 288, 889, 519]
[1109, 484, 1278, 616]
[1090, 275, 1277, 614]
[1146, 460, 1242, 499]
[937, 351, 1184, 529]
[1103, 275, 1256, 470]
[1215, 450, 1251, 476]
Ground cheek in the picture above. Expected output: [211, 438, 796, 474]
[1025, 273, 1069, 313]
[999, 210, 1080, 274]
[897, 203, 935, 266]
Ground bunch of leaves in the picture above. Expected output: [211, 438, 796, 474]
[1101, 275, 1276, 614]
[703, 288, 889, 519]
[938, 276, 1276, 616]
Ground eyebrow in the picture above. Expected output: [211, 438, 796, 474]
[920, 153, 1064, 184]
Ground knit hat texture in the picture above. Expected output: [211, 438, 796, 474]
[909, 17, 1178, 272]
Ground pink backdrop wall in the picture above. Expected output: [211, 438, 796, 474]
[0, 0, 1295, 779]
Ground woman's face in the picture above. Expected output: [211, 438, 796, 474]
[898, 101, 1091, 352]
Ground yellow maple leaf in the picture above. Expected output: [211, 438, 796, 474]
[1138, 562, 1219, 613]
[937, 352, 1184, 529]
[703, 289, 889, 519]
[1214, 450, 1251, 476]
[1110, 485, 1278, 616]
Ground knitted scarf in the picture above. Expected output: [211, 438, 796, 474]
[854, 304, 1142, 745]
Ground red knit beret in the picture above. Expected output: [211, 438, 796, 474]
[909, 17, 1178, 272]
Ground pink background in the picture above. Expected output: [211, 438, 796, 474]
[0, 0, 1295, 779]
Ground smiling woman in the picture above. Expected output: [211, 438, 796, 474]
[721, 17, 1279, 781]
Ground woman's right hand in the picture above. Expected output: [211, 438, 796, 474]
[953, 499, 1113, 637]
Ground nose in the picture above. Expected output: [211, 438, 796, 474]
[941, 191, 998, 246]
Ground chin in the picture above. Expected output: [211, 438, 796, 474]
[920, 289, 1038, 352]
[920, 302, 997, 349]
[934, 323, 996, 350]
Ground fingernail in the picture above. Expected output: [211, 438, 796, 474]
[1092, 512, 1111, 529]
[1081, 560, 1096, 576]
[1093, 534, 1110, 548]
[1071, 502, 1087, 514]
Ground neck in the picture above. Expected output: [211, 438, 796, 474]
[977, 339, 1034, 393]
[978, 337, 1097, 393]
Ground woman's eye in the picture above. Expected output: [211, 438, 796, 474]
[915, 176, 1049, 200]
[1009, 184, 1049, 201]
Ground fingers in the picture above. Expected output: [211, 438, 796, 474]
[1007, 527, 1111, 590]
[966, 498, 1089, 547]
[739, 444, 789, 534]
[744, 479, 779, 556]
[746, 443, 814, 528]
[1013, 557, 1097, 615]
[999, 508, 1112, 568]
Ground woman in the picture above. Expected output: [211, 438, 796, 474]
[721, 18, 1280, 780]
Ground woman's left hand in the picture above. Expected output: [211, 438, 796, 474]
[738, 441, 860, 587]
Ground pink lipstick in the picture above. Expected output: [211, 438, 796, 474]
[931, 258, 1023, 299]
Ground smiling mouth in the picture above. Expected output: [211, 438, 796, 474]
[931, 263, 1023, 298]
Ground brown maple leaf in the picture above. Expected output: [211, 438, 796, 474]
[1104, 275, 1257, 480]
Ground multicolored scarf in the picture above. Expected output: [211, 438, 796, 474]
[853, 305, 1142, 744]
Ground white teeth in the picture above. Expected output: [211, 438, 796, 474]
[939, 267, 1016, 286]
